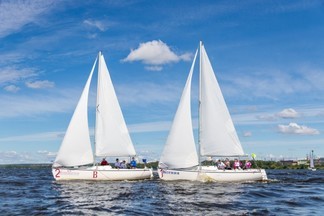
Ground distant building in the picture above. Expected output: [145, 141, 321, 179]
[280, 160, 297, 166]
[297, 159, 308, 165]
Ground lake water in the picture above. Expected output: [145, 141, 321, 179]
[0, 166, 323, 215]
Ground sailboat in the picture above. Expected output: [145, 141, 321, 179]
[308, 150, 316, 171]
[52, 52, 153, 180]
[158, 42, 267, 182]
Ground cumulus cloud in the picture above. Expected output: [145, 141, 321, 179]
[278, 123, 319, 135]
[277, 108, 299, 119]
[25, 80, 55, 89]
[4, 85, 20, 93]
[122, 40, 192, 70]
[256, 108, 299, 122]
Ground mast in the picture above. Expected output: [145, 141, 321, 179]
[198, 41, 202, 170]
[93, 51, 101, 166]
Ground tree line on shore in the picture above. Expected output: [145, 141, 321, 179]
[0, 160, 323, 170]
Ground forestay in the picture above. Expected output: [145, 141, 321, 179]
[159, 50, 199, 169]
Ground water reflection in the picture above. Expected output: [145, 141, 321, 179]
[52, 179, 247, 215]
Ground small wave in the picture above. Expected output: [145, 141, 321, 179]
[302, 177, 324, 183]
[280, 199, 301, 207]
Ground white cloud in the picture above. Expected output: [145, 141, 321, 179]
[0, 66, 37, 85]
[0, 52, 25, 65]
[4, 85, 20, 93]
[25, 80, 55, 89]
[128, 121, 171, 133]
[116, 81, 183, 106]
[0, 0, 56, 38]
[256, 114, 277, 121]
[222, 67, 324, 101]
[278, 123, 319, 135]
[145, 66, 163, 71]
[122, 40, 192, 70]
[0, 150, 55, 164]
[277, 108, 299, 119]
[0, 88, 81, 118]
[37, 150, 57, 157]
[267, 1, 322, 14]
[83, 19, 108, 32]
[0, 131, 64, 142]
[243, 131, 252, 137]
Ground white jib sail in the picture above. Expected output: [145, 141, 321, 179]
[159, 49, 199, 169]
[95, 53, 136, 157]
[199, 44, 244, 156]
[53, 58, 97, 167]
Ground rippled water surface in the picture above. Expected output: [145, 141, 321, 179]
[0, 166, 323, 215]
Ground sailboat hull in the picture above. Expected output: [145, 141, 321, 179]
[158, 167, 267, 182]
[52, 166, 153, 181]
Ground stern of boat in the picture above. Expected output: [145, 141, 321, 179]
[260, 169, 268, 181]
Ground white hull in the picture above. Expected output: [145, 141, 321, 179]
[308, 167, 316, 171]
[52, 166, 153, 181]
[158, 167, 267, 182]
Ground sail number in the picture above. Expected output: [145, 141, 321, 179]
[93, 171, 98, 178]
[55, 168, 60, 178]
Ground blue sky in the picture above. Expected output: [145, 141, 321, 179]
[0, 0, 324, 164]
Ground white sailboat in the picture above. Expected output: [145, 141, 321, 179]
[158, 42, 267, 182]
[308, 150, 316, 171]
[52, 52, 153, 180]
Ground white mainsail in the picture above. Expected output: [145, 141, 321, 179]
[53, 58, 97, 167]
[199, 43, 244, 156]
[159, 50, 199, 169]
[95, 53, 136, 157]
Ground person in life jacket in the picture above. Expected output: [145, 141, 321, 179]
[233, 159, 241, 170]
[244, 160, 252, 169]
[101, 158, 108, 166]
[130, 157, 137, 169]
